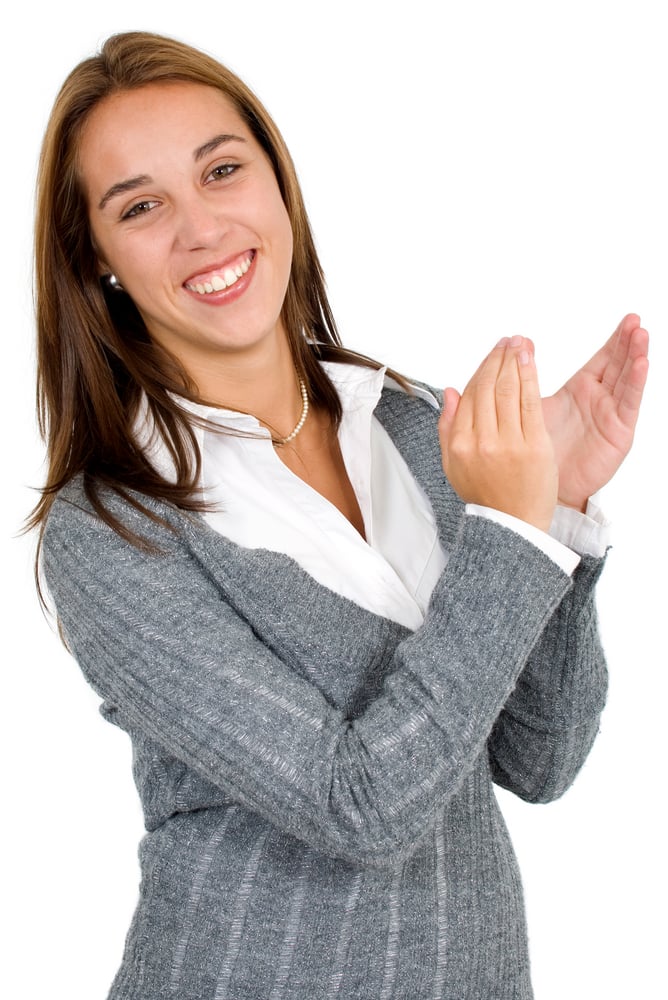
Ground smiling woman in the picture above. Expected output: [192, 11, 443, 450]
[31, 30, 648, 1000]
[79, 83, 294, 386]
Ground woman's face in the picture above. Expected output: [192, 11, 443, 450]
[78, 81, 294, 376]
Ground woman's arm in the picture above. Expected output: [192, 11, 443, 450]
[437, 322, 647, 805]
[484, 315, 648, 800]
[488, 552, 607, 802]
[43, 483, 571, 869]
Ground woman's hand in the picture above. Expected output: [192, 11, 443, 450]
[541, 314, 649, 512]
[439, 336, 559, 532]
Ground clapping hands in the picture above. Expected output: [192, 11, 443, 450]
[438, 315, 649, 530]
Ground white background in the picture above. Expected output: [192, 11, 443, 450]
[3, 2, 666, 998]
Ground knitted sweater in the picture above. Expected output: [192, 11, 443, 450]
[42, 386, 607, 1000]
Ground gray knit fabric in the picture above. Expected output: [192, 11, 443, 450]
[42, 387, 607, 1000]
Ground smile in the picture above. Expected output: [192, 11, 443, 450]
[184, 251, 255, 295]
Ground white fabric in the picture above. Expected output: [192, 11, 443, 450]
[549, 494, 611, 558]
[136, 361, 608, 630]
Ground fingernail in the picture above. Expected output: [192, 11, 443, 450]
[519, 350, 530, 366]
[510, 335, 523, 348]
[496, 337, 509, 348]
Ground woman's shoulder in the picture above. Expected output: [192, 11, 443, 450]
[376, 374, 442, 446]
[43, 474, 192, 561]
[381, 372, 442, 411]
[47, 473, 179, 519]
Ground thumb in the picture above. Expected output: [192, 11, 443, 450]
[440, 387, 461, 429]
[438, 388, 461, 469]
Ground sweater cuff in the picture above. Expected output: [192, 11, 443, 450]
[465, 505, 580, 576]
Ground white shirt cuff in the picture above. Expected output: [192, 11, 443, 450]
[549, 496, 611, 559]
[465, 504, 581, 576]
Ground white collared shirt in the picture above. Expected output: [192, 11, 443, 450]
[137, 362, 609, 631]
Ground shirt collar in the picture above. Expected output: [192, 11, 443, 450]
[133, 360, 440, 467]
[319, 361, 439, 411]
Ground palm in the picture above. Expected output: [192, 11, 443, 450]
[542, 314, 649, 510]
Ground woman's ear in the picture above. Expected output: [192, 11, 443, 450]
[95, 249, 124, 291]
[91, 238, 110, 277]
[104, 274, 124, 291]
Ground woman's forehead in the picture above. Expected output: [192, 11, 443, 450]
[82, 81, 246, 146]
[77, 81, 251, 197]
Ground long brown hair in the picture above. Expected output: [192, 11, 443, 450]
[31, 30, 403, 542]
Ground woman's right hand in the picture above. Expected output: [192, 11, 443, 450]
[438, 336, 559, 533]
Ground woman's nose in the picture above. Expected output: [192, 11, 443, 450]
[173, 191, 228, 250]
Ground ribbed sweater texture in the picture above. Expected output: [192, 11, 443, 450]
[42, 387, 608, 999]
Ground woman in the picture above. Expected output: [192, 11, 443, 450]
[33, 31, 648, 1000]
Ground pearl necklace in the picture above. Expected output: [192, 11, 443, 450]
[272, 377, 309, 447]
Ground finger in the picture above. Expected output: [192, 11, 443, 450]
[452, 377, 474, 432]
[438, 387, 462, 472]
[611, 325, 649, 405]
[471, 338, 509, 437]
[517, 344, 546, 441]
[601, 317, 640, 394]
[439, 387, 462, 433]
[616, 349, 649, 430]
[583, 313, 642, 384]
[464, 338, 509, 387]
[493, 335, 525, 436]
[450, 338, 506, 433]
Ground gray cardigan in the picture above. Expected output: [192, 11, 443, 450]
[42, 386, 607, 1000]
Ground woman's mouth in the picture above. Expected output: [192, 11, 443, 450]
[184, 251, 255, 295]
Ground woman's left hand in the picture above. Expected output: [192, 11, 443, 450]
[541, 313, 649, 511]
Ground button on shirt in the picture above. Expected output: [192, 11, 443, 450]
[137, 361, 609, 632]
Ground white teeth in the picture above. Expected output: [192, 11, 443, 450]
[187, 254, 253, 294]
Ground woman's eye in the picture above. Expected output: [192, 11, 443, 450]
[208, 163, 239, 182]
[122, 200, 159, 220]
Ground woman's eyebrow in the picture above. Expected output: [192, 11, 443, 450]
[98, 135, 248, 210]
[99, 175, 151, 210]
[193, 133, 247, 162]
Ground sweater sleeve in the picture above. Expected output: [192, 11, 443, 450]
[42, 489, 573, 867]
[488, 552, 608, 802]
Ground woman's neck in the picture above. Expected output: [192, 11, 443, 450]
[184, 333, 306, 443]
